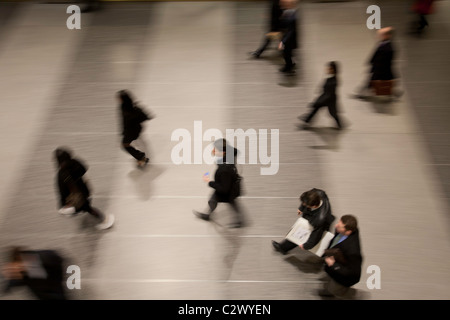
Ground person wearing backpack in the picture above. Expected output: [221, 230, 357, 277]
[193, 139, 243, 228]
[117, 90, 153, 169]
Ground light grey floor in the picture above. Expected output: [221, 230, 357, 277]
[0, 0, 449, 300]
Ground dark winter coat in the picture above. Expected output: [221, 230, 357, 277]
[324, 229, 363, 287]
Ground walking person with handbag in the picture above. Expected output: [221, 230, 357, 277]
[55, 147, 114, 230]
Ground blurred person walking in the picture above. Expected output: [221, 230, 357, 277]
[193, 139, 243, 228]
[319, 215, 363, 298]
[272, 188, 335, 254]
[2, 247, 67, 300]
[354, 27, 401, 99]
[55, 147, 114, 230]
[80, 0, 101, 13]
[277, 0, 298, 74]
[249, 0, 284, 58]
[117, 90, 153, 169]
[299, 61, 343, 129]
[410, 0, 435, 34]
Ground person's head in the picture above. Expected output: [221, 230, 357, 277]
[54, 147, 72, 168]
[212, 138, 228, 158]
[299, 188, 322, 209]
[327, 61, 338, 75]
[335, 215, 358, 236]
[212, 138, 237, 164]
[280, 0, 297, 10]
[377, 26, 393, 41]
[117, 90, 134, 111]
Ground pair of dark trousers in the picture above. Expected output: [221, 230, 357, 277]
[122, 133, 146, 161]
[283, 45, 294, 70]
[207, 194, 242, 224]
[304, 99, 341, 128]
[124, 145, 145, 161]
[255, 37, 272, 55]
[278, 239, 297, 252]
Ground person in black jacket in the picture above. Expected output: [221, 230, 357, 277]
[369, 27, 395, 83]
[272, 188, 335, 254]
[117, 90, 152, 169]
[2, 247, 66, 300]
[193, 139, 243, 228]
[299, 61, 343, 129]
[278, 0, 298, 73]
[55, 147, 114, 230]
[354, 27, 401, 99]
[319, 215, 362, 298]
[249, 0, 283, 58]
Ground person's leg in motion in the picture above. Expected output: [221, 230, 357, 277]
[301, 100, 323, 128]
[193, 194, 218, 221]
[319, 275, 349, 298]
[83, 202, 114, 230]
[327, 102, 342, 129]
[280, 45, 294, 73]
[272, 238, 297, 254]
[228, 199, 243, 228]
[251, 37, 272, 58]
[122, 135, 148, 168]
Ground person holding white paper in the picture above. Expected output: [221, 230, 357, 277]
[319, 215, 362, 298]
[272, 188, 335, 254]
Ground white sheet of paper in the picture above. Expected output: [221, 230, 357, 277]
[285, 217, 313, 245]
[20, 253, 48, 279]
[309, 232, 335, 257]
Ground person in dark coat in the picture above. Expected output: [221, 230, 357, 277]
[369, 28, 395, 82]
[80, 0, 101, 13]
[272, 188, 335, 254]
[55, 147, 114, 230]
[299, 61, 343, 129]
[278, 0, 298, 73]
[355, 27, 400, 99]
[249, 0, 283, 58]
[117, 90, 152, 169]
[193, 139, 243, 228]
[2, 247, 67, 300]
[319, 215, 362, 298]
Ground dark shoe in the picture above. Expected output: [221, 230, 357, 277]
[272, 241, 287, 255]
[298, 114, 308, 122]
[249, 51, 261, 58]
[193, 210, 210, 221]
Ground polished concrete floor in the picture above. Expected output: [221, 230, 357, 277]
[0, 0, 449, 300]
